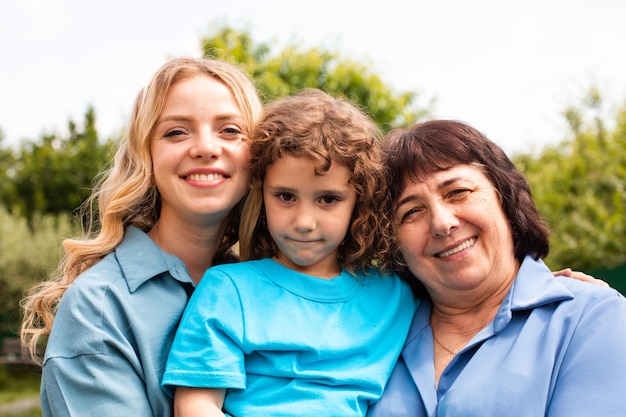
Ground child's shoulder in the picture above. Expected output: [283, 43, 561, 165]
[209, 258, 266, 272]
[357, 268, 410, 288]
[205, 258, 278, 279]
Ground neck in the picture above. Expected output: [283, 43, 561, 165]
[430, 302, 497, 341]
[148, 219, 223, 284]
[429, 259, 519, 324]
[430, 296, 503, 387]
[428, 264, 518, 387]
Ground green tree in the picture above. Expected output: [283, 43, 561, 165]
[0, 129, 17, 211]
[0, 206, 79, 339]
[8, 107, 114, 223]
[201, 24, 430, 131]
[515, 89, 626, 270]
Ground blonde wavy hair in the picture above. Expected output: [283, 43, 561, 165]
[20, 57, 262, 362]
[239, 89, 394, 274]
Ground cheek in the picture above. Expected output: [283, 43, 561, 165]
[396, 224, 424, 253]
[263, 199, 282, 229]
[151, 139, 176, 169]
[231, 141, 252, 170]
[230, 144, 252, 194]
[150, 152, 170, 188]
[236, 168, 251, 190]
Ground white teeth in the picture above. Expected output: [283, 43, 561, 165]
[437, 238, 476, 258]
[187, 173, 223, 181]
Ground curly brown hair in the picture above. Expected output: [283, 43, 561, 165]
[239, 89, 393, 274]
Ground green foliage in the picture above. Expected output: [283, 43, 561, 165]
[0, 206, 79, 338]
[5, 107, 115, 223]
[0, 24, 623, 342]
[0, 131, 17, 210]
[0, 24, 431, 361]
[201, 24, 429, 132]
[0, 365, 40, 415]
[514, 89, 626, 270]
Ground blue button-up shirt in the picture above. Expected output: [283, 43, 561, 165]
[41, 226, 195, 417]
[368, 256, 626, 416]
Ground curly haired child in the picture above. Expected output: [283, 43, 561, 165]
[162, 89, 417, 417]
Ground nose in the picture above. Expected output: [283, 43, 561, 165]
[293, 202, 317, 232]
[429, 202, 459, 237]
[191, 128, 222, 159]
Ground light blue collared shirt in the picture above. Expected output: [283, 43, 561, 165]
[41, 226, 195, 417]
[368, 256, 626, 416]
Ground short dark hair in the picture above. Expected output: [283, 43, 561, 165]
[383, 120, 550, 275]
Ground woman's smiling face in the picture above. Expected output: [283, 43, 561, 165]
[394, 163, 517, 302]
[150, 75, 251, 225]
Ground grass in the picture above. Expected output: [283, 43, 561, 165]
[0, 366, 41, 416]
[0, 408, 40, 417]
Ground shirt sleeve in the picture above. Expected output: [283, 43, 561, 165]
[41, 354, 157, 417]
[547, 290, 626, 416]
[162, 269, 247, 396]
[40, 281, 161, 417]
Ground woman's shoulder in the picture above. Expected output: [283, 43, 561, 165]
[68, 252, 125, 294]
[557, 275, 626, 310]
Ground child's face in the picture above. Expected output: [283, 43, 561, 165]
[263, 155, 357, 279]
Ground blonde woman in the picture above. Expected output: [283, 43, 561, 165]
[20, 57, 262, 417]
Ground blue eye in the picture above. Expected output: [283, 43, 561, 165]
[221, 126, 245, 140]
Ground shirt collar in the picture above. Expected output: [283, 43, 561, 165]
[406, 256, 575, 342]
[115, 225, 194, 293]
[508, 256, 574, 310]
[490, 256, 574, 333]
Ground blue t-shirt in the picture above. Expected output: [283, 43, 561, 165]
[41, 226, 195, 417]
[368, 256, 626, 416]
[163, 258, 417, 416]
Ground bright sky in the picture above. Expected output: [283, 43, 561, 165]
[1, 0, 625, 155]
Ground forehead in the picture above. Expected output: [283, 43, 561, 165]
[265, 155, 351, 186]
[399, 164, 490, 196]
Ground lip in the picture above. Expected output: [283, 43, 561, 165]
[435, 237, 477, 258]
[181, 168, 230, 179]
[286, 237, 321, 244]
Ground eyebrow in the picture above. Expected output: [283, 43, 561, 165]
[267, 185, 352, 197]
[156, 113, 244, 126]
[396, 176, 464, 207]
[154, 115, 192, 127]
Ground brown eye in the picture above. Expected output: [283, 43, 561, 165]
[399, 207, 422, 223]
[320, 195, 339, 205]
[448, 189, 470, 199]
[163, 129, 187, 138]
[277, 192, 295, 202]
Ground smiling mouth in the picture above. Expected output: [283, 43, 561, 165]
[436, 238, 477, 258]
[186, 173, 227, 181]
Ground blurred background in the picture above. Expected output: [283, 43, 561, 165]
[1, 1, 625, 415]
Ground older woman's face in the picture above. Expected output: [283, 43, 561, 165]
[394, 164, 518, 303]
